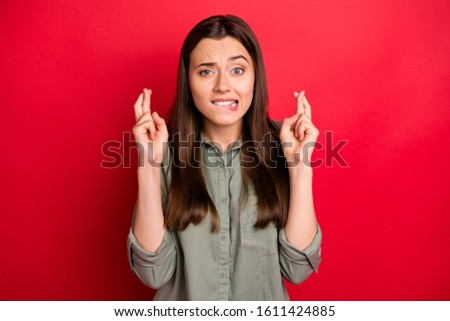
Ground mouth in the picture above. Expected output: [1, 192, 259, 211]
[211, 99, 239, 110]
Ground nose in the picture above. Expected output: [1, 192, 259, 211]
[213, 72, 230, 93]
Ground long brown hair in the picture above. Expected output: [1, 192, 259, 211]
[165, 15, 290, 232]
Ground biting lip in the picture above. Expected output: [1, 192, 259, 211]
[211, 99, 239, 107]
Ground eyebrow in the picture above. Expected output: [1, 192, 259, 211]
[195, 55, 248, 68]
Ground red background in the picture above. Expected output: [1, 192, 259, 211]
[1, 0, 449, 300]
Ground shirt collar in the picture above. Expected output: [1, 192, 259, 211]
[200, 131, 242, 154]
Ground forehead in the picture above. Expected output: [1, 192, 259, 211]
[190, 36, 252, 64]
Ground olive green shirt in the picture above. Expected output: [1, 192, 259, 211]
[127, 133, 322, 300]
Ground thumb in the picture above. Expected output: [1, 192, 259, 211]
[280, 114, 299, 136]
[152, 112, 168, 135]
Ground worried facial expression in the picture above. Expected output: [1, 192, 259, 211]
[188, 36, 255, 133]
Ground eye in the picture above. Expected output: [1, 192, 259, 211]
[232, 67, 244, 75]
[199, 69, 212, 76]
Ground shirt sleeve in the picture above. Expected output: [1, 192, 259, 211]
[278, 224, 322, 284]
[127, 228, 176, 289]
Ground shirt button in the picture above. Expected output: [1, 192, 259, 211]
[221, 235, 226, 241]
[220, 197, 227, 203]
[220, 272, 226, 278]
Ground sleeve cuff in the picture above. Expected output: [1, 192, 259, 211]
[127, 228, 175, 268]
[278, 224, 322, 272]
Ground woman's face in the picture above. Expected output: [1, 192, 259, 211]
[188, 36, 255, 134]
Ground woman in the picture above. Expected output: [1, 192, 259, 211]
[128, 15, 321, 300]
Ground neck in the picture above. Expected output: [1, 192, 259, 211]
[202, 120, 243, 152]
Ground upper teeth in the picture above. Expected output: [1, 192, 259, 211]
[213, 100, 237, 107]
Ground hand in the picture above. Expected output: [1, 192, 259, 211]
[132, 89, 168, 167]
[279, 91, 319, 167]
